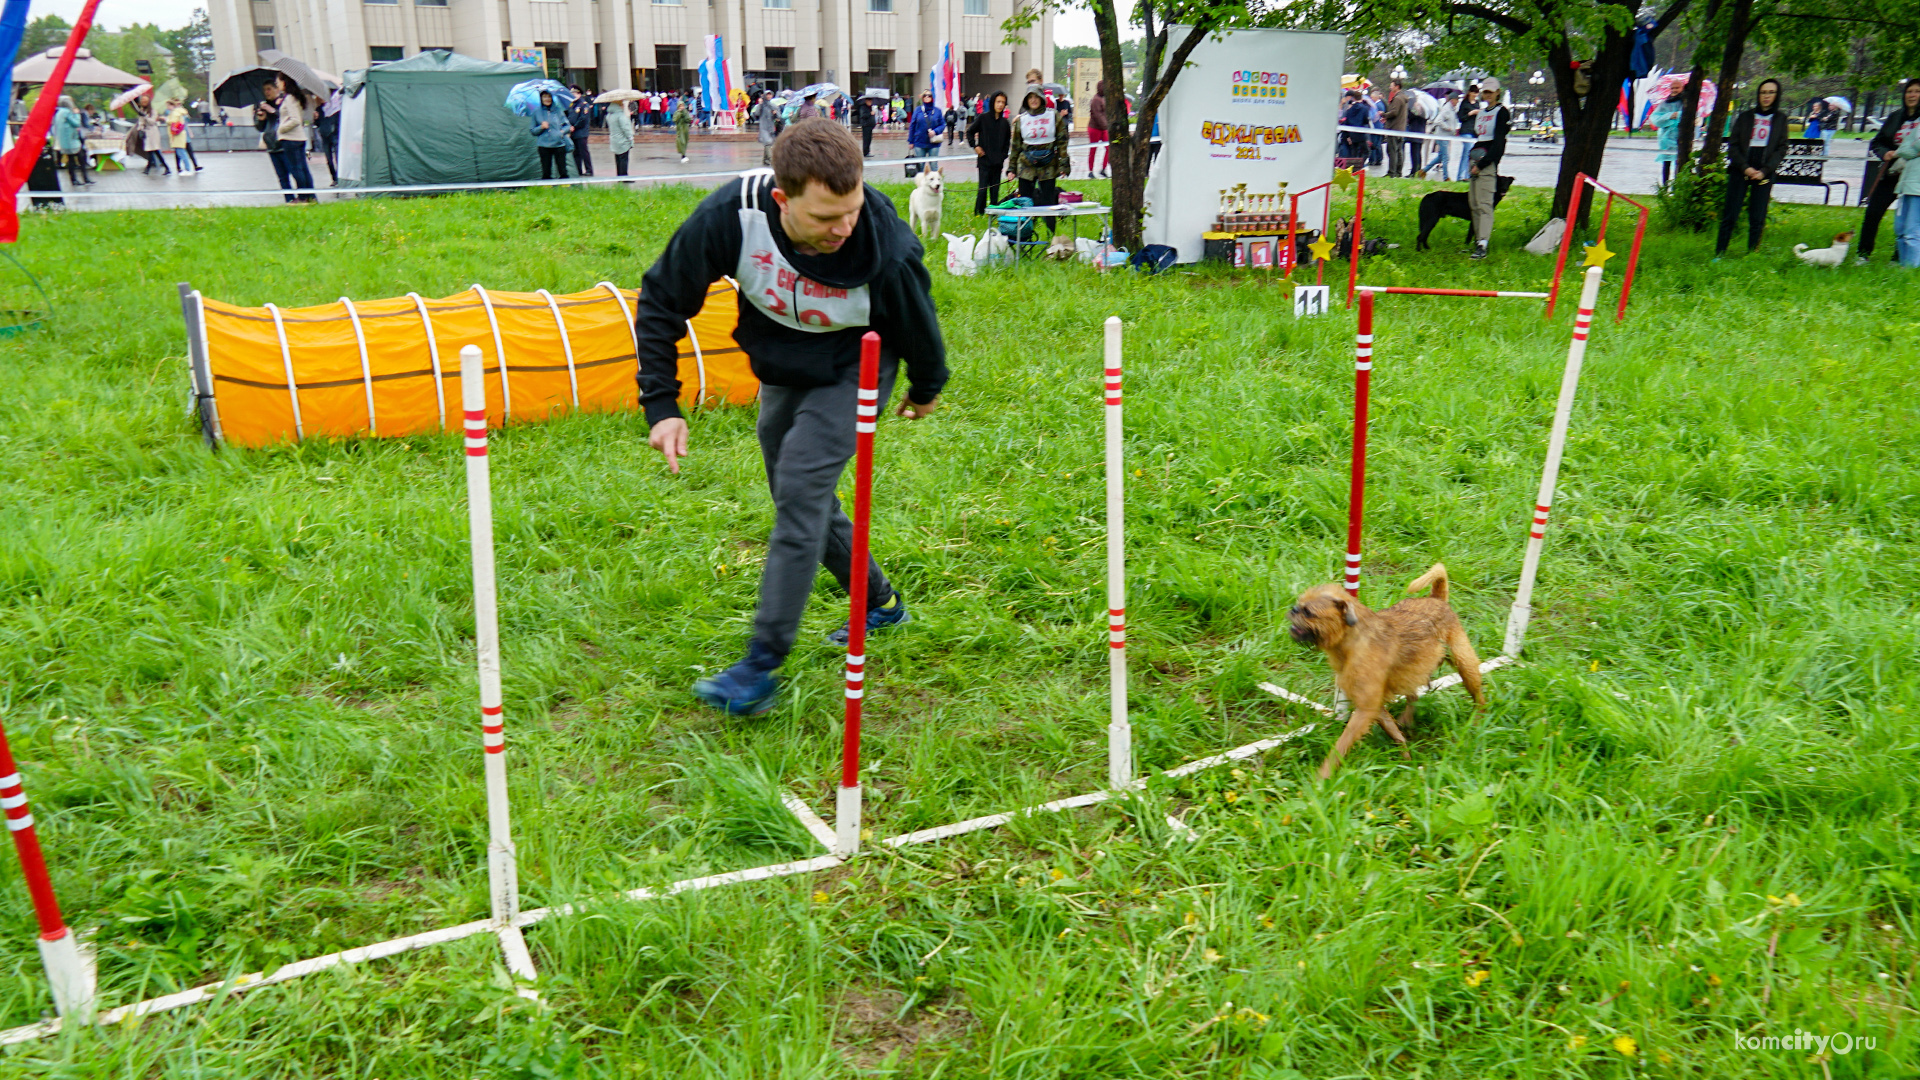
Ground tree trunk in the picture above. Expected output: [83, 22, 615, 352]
[1699, 0, 1754, 165]
[1547, 27, 1638, 225]
[1675, 65, 1705, 172]
[1098, 8, 1211, 251]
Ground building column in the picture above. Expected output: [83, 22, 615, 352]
[599, 0, 634, 90]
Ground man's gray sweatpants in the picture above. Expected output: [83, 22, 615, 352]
[751, 362, 898, 662]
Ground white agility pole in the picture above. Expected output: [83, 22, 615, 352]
[458, 345, 537, 996]
[1505, 265, 1603, 657]
[1104, 317, 1132, 790]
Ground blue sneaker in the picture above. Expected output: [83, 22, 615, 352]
[826, 594, 911, 646]
[691, 642, 783, 716]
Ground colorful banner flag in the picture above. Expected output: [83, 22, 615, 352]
[929, 42, 960, 111]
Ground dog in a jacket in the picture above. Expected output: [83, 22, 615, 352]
[1414, 176, 1514, 251]
[1288, 564, 1486, 779]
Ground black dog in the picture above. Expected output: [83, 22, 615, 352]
[1415, 176, 1514, 251]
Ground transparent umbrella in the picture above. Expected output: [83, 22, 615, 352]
[505, 79, 573, 117]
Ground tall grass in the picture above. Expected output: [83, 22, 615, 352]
[0, 178, 1912, 1076]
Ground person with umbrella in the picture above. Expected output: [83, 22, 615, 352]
[607, 93, 635, 176]
[1651, 92, 1685, 187]
[797, 91, 820, 121]
[854, 92, 876, 156]
[529, 89, 573, 179]
[566, 87, 594, 176]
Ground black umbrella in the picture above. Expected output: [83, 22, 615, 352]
[213, 66, 287, 109]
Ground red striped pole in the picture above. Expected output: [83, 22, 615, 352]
[1346, 168, 1366, 307]
[1506, 266, 1602, 656]
[459, 345, 519, 924]
[1345, 290, 1373, 597]
[0, 720, 94, 1018]
[1618, 211, 1647, 323]
[1284, 193, 1298, 277]
[1103, 317, 1130, 790]
[834, 332, 881, 857]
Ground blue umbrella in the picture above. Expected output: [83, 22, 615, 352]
[506, 79, 573, 117]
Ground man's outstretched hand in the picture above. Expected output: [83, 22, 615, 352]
[649, 417, 689, 473]
[897, 395, 941, 420]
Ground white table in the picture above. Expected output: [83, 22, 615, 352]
[990, 202, 1113, 256]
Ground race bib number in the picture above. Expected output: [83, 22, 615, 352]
[1293, 285, 1330, 318]
[735, 197, 871, 333]
[1750, 115, 1772, 146]
[1475, 111, 1496, 139]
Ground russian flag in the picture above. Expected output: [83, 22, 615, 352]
[930, 42, 960, 110]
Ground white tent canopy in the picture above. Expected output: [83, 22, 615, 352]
[11, 47, 144, 87]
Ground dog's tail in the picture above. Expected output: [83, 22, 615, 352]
[1406, 563, 1449, 600]
[1794, 243, 1810, 256]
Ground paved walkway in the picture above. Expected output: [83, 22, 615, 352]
[21, 129, 1876, 213]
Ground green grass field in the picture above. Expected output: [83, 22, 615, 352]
[0, 176, 1914, 1078]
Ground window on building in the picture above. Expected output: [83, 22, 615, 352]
[866, 50, 891, 76]
[369, 46, 404, 63]
[868, 0, 892, 11]
[764, 48, 792, 71]
[415, 0, 448, 6]
[964, 0, 986, 14]
[654, 45, 686, 91]
[765, 0, 793, 8]
[255, 26, 276, 51]
[653, 0, 682, 6]
[364, 0, 398, 6]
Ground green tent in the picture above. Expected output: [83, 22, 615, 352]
[342, 52, 543, 188]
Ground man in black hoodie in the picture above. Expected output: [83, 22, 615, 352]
[1859, 79, 1920, 265]
[1716, 78, 1790, 258]
[634, 119, 949, 715]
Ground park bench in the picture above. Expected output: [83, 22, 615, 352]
[1774, 138, 1849, 204]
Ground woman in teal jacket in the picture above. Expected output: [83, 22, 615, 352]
[529, 90, 572, 179]
[52, 95, 93, 185]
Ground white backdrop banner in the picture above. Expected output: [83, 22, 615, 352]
[1143, 28, 1347, 263]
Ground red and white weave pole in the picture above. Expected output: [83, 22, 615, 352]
[1344, 290, 1374, 597]
[0, 721, 94, 1019]
[1103, 317, 1131, 790]
[1357, 286, 1549, 299]
[834, 332, 881, 857]
[1505, 266, 1602, 657]
[459, 346, 520, 923]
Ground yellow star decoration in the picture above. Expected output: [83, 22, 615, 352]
[1331, 166, 1359, 191]
[1308, 235, 1338, 263]
[1582, 238, 1617, 268]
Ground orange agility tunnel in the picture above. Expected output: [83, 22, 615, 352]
[177, 279, 756, 449]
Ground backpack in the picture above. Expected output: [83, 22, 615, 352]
[990, 196, 1035, 241]
[1128, 245, 1178, 274]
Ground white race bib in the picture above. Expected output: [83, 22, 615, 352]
[733, 171, 872, 333]
[1750, 115, 1772, 146]
[1475, 110, 1496, 139]
[1018, 111, 1056, 144]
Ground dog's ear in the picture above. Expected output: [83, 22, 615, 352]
[1332, 595, 1358, 626]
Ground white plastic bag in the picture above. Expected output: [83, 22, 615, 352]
[1524, 217, 1566, 256]
[943, 232, 977, 276]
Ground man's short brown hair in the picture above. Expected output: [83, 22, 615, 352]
[771, 118, 864, 198]
[1026, 68, 1042, 83]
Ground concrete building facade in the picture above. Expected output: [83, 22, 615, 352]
[209, 0, 1052, 104]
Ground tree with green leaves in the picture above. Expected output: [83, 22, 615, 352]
[1009, 0, 1251, 250]
[1261, 0, 1696, 223]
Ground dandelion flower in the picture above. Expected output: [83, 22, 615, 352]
[1465, 969, 1491, 988]
[1184, 911, 1198, 926]
[1706, 973, 1722, 987]
[1260, 917, 1275, 930]
[1612, 1034, 1638, 1057]
[1224, 790, 1239, 803]
[1230, 768, 1246, 780]
[1569, 1035, 1588, 1050]
[811, 891, 830, 903]
[1049, 868, 1066, 881]
[1204, 949, 1223, 963]
[1589, 659, 1600, 672]
[1784, 892, 1803, 907]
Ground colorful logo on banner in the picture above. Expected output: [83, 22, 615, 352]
[1200, 120, 1304, 160]
[1230, 70, 1288, 104]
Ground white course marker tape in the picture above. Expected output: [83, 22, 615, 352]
[1258, 683, 1338, 715]
[782, 792, 840, 853]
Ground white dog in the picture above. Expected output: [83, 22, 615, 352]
[909, 170, 944, 239]
[1794, 232, 1851, 267]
